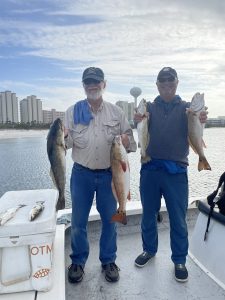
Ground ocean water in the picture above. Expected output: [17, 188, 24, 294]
[0, 128, 224, 208]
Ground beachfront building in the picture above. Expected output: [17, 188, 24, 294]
[0, 91, 19, 123]
[116, 100, 135, 125]
[20, 95, 43, 123]
[43, 109, 65, 124]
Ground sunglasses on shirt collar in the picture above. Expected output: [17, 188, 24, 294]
[83, 78, 102, 85]
[157, 76, 176, 83]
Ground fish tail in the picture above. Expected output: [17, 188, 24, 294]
[198, 157, 211, 171]
[56, 193, 65, 211]
[111, 212, 127, 225]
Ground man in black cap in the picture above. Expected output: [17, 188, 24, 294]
[64, 67, 137, 283]
[134, 67, 207, 282]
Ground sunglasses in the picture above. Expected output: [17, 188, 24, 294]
[83, 78, 102, 85]
[158, 77, 176, 83]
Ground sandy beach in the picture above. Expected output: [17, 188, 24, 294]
[0, 129, 48, 139]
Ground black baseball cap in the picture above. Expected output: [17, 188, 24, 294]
[157, 67, 178, 80]
[82, 67, 104, 82]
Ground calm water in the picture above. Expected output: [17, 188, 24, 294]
[0, 128, 224, 208]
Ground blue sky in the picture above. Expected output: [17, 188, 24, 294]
[0, 0, 225, 117]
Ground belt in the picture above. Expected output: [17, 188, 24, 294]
[75, 163, 111, 172]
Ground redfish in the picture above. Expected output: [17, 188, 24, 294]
[136, 98, 150, 163]
[187, 92, 211, 171]
[110, 135, 130, 225]
[47, 118, 66, 210]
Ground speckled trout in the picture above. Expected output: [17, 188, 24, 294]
[0, 205, 26, 226]
[137, 99, 150, 163]
[47, 118, 66, 210]
[29, 202, 45, 221]
[110, 135, 130, 225]
[187, 92, 211, 171]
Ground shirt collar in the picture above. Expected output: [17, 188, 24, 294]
[155, 95, 181, 105]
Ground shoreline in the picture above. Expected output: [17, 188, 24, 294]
[0, 129, 48, 139]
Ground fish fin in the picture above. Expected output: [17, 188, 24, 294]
[50, 169, 57, 187]
[127, 190, 131, 201]
[111, 212, 127, 225]
[111, 181, 119, 202]
[120, 161, 127, 172]
[56, 193, 65, 211]
[198, 157, 211, 171]
[202, 139, 207, 148]
[141, 155, 151, 163]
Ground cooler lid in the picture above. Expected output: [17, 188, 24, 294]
[0, 189, 58, 237]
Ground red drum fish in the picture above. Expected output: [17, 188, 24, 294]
[187, 92, 211, 171]
[110, 135, 130, 225]
[136, 98, 150, 163]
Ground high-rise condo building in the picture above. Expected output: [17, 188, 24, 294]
[43, 109, 65, 124]
[0, 91, 19, 123]
[20, 95, 43, 123]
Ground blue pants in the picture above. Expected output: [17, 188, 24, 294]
[140, 166, 189, 264]
[70, 163, 117, 267]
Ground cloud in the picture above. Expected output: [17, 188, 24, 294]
[0, 0, 225, 117]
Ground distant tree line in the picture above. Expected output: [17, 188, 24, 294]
[0, 121, 51, 130]
[205, 123, 225, 128]
[0, 121, 224, 130]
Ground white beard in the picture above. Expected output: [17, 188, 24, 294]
[86, 89, 104, 101]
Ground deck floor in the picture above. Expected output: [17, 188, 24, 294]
[64, 212, 225, 300]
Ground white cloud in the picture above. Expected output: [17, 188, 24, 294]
[0, 0, 225, 117]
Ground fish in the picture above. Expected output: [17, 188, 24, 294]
[29, 202, 45, 221]
[136, 99, 150, 163]
[186, 92, 211, 171]
[110, 135, 130, 225]
[0, 205, 26, 226]
[47, 118, 66, 210]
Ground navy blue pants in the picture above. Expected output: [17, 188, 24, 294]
[140, 166, 189, 264]
[70, 163, 117, 267]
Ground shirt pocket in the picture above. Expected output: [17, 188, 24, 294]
[71, 124, 89, 148]
[102, 120, 121, 144]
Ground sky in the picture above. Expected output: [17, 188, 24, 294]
[0, 0, 225, 117]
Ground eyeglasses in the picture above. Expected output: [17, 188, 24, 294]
[83, 78, 102, 85]
[158, 77, 176, 83]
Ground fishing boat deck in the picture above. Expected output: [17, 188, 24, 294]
[1, 202, 225, 300]
[64, 205, 225, 300]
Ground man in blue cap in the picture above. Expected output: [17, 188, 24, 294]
[134, 67, 208, 282]
[64, 67, 137, 283]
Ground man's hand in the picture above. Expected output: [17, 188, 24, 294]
[199, 107, 208, 123]
[134, 113, 144, 123]
[121, 134, 130, 149]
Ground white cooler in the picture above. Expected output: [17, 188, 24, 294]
[0, 189, 58, 294]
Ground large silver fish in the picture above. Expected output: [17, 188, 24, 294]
[29, 202, 45, 221]
[47, 118, 66, 210]
[136, 99, 150, 163]
[187, 92, 211, 171]
[110, 135, 130, 225]
[0, 205, 25, 226]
